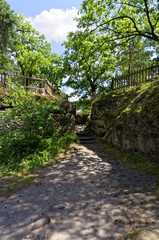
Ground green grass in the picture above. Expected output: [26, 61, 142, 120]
[99, 141, 159, 198]
[0, 85, 78, 197]
[0, 134, 77, 175]
[0, 172, 40, 197]
[99, 140, 159, 177]
[120, 152, 159, 177]
[125, 228, 141, 240]
[0, 135, 77, 197]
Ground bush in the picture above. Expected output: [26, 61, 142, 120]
[0, 84, 76, 174]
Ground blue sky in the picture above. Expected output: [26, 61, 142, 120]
[6, 0, 84, 100]
[6, 0, 83, 16]
[7, 0, 83, 55]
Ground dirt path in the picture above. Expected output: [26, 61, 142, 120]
[0, 140, 159, 239]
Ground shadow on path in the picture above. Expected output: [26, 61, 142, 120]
[0, 142, 158, 240]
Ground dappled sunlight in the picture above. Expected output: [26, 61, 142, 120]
[0, 143, 158, 240]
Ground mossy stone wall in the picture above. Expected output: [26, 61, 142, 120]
[91, 80, 159, 162]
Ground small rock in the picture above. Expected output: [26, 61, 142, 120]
[25, 232, 36, 239]
[31, 217, 51, 231]
[113, 216, 127, 225]
[58, 205, 65, 210]
[136, 229, 159, 240]
[126, 228, 159, 240]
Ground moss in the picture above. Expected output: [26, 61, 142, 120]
[0, 172, 40, 197]
[91, 96, 102, 105]
[125, 228, 141, 240]
[117, 80, 159, 121]
[94, 80, 159, 130]
[93, 81, 159, 130]
[92, 79, 159, 164]
[99, 141, 159, 177]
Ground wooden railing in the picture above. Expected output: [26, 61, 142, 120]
[0, 72, 54, 96]
[111, 63, 159, 90]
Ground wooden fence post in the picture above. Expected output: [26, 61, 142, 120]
[45, 78, 48, 95]
[111, 63, 159, 91]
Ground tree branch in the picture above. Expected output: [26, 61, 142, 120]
[90, 15, 142, 36]
[143, 0, 154, 34]
[90, 14, 159, 42]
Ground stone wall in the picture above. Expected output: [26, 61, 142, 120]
[75, 110, 89, 124]
[91, 80, 159, 162]
[54, 101, 76, 135]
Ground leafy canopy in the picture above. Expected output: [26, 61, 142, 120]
[15, 15, 64, 88]
[63, 30, 116, 99]
[78, 0, 159, 44]
[0, 0, 17, 70]
[63, 0, 158, 100]
[0, 2, 64, 89]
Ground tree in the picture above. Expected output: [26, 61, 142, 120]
[62, 0, 159, 100]
[15, 15, 51, 77]
[63, 30, 154, 99]
[78, 0, 159, 55]
[41, 53, 65, 89]
[115, 37, 154, 75]
[15, 15, 63, 88]
[63, 30, 116, 100]
[0, 1, 64, 89]
[0, 0, 17, 70]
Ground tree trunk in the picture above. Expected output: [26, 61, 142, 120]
[90, 83, 98, 101]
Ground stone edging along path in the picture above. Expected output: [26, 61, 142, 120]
[0, 135, 159, 239]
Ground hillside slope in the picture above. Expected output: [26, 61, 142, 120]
[91, 79, 159, 162]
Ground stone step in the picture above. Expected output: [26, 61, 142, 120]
[78, 136, 97, 141]
[76, 125, 97, 144]
[77, 135, 97, 145]
[79, 139, 97, 144]
[76, 130, 92, 136]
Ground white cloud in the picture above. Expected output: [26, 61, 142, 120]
[65, 87, 74, 95]
[61, 86, 79, 102]
[27, 7, 79, 43]
[69, 96, 79, 102]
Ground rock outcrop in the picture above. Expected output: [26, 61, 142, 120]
[75, 110, 89, 124]
[91, 80, 159, 162]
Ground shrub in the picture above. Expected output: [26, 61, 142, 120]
[0, 84, 76, 174]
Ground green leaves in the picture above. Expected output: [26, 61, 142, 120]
[15, 15, 51, 77]
[0, 85, 76, 174]
[0, 0, 18, 70]
[0, 7, 63, 88]
[63, 29, 116, 99]
[62, 0, 158, 101]
[2, 84, 59, 137]
[15, 15, 64, 88]
[79, 0, 159, 43]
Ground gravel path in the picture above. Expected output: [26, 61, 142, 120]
[0, 142, 159, 240]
